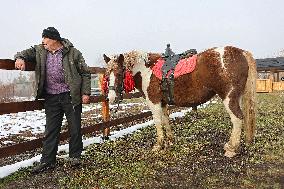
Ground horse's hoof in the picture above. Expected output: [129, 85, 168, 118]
[164, 141, 174, 149]
[224, 150, 237, 158]
[152, 144, 162, 152]
[224, 143, 237, 158]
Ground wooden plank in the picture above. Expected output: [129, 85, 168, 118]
[256, 79, 275, 93]
[89, 67, 106, 74]
[0, 138, 43, 158]
[79, 111, 153, 136]
[0, 95, 106, 115]
[272, 81, 284, 91]
[102, 101, 111, 138]
[123, 92, 143, 99]
[89, 92, 143, 102]
[89, 95, 106, 103]
[0, 111, 153, 158]
[0, 59, 15, 70]
[256, 79, 268, 92]
[0, 93, 142, 115]
[0, 59, 105, 74]
[0, 59, 35, 71]
[100, 73, 111, 138]
[0, 100, 45, 115]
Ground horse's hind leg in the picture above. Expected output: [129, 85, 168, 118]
[222, 90, 244, 157]
[162, 105, 174, 148]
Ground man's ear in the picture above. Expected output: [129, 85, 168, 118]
[117, 54, 124, 66]
[103, 54, 111, 63]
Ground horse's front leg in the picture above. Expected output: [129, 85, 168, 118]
[147, 102, 165, 151]
[152, 111, 165, 151]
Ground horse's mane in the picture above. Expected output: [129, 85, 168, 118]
[123, 50, 148, 69]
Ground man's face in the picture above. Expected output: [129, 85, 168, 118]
[42, 37, 57, 51]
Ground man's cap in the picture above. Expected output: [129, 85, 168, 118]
[42, 27, 62, 41]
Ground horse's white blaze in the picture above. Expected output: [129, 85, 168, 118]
[215, 47, 225, 69]
[108, 72, 116, 103]
[223, 88, 242, 156]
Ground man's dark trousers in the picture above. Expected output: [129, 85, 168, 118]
[41, 92, 83, 164]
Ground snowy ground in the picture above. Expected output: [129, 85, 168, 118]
[0, 99, 215, 178]
[0, 101, 142, 146]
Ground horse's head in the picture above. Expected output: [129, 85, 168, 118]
[102, 51, 157, 103]
[103, 53, 126, 103]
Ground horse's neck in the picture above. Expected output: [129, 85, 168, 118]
[132, 58, 152, 93]
[125, 52, 152, 91]
[132, 59, 148, 76]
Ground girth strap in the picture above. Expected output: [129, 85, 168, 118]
[161, 54, 180, 105]
[160, 44, 198, 105]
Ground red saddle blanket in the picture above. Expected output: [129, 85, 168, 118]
[151, 55, 197, 80]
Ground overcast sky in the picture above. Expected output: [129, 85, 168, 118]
[0, 0, 284, 67]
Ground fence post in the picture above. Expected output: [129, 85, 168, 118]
[99, 74, 110, 139]
[268, 71, 274, 92]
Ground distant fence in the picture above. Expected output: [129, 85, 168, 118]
[256, 79, 284, 93]
[0, 59, 151, 159]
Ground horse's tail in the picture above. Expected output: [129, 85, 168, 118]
[242, 51, 257, 143]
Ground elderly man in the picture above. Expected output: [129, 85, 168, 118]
[15, 27, 91, 173]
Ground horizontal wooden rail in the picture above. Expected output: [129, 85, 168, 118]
[0, 59, 105, 74]
[0, 59, 36, 71]
[0, 59, 15, 70]
[0, 92, 142, 115]
[0, 58, 146, 159]
[89, 67, 106, 74]
[0, 111, 152, 159]
[0, 100, 45, 115]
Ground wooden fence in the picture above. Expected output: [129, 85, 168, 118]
[0, 60, 150, 159]
[256, 79, 284, 92]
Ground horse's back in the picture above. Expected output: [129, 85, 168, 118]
[197, 46, 249, 72]
[147, 46, 252, 106]
[192, 46, 249, 98]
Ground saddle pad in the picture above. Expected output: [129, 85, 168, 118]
[152, 55, 197, 80]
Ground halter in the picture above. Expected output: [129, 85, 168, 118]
[102, 63, 135, 104]
[113, 65, 125, 103]
[102, 67, 124, 104]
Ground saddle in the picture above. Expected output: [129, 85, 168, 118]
[161, 45, 197, 105]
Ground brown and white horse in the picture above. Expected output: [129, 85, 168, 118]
[103, 46, 257, 157]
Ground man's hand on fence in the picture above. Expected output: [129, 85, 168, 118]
[15, 59, 26, 71]
[82, 95, 90, 104]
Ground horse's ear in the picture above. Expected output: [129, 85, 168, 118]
[117, 54, 124, 66]
[103, 54, 111, 63]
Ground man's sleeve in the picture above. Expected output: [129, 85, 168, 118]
[14, 46, 36, 63]
[76, 51, 91, 95]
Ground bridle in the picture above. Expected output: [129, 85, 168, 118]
[102, 53, 136, 110]
[112, 65, 126, 104]
[103, 65, 126, 110]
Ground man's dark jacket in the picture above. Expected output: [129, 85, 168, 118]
[15, 39, 91, 106]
